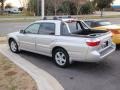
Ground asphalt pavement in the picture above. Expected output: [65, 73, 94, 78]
[19, 48, 120, 90]
[0, 18, 120, 90]
[0, 22, 30, 36]
[0, 18, 120, 36]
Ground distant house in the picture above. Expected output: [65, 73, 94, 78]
[4, 7, 21, 14]
[112, 5, 120, 11]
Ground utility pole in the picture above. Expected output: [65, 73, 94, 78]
[41, 0, 45, 18]
[37, 0, 40, 16]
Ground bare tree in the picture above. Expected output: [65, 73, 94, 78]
[5, 3, 12, 9]
[52, 0, 62, 16]
[93, 0, 114, 17]
[0, 0, 6, 15]
[72, 0, 87, 15]
[74, 0, 81, 15]
[18, 0, 28, 8]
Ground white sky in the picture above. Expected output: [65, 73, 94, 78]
[5, 0, 120, 7]
[113, 0, 120, 5]
[5, 0, 22, 7]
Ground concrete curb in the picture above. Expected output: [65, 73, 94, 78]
[0, 37, 7, 41]
[0, 44, 64, 90]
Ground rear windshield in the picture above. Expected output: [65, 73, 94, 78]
[98, 21, 112, 26]
[67, 21, 82, 33]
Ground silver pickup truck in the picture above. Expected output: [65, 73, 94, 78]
[8, 18, 116, 67]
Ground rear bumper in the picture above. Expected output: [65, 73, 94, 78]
[112, 34, 120, 44]
[70, 44, 116, 62]
[86, 44, 116, 62]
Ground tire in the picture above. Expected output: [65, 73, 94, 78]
[9, 39, 19, 53]
[116, 44, 120, 50]
[52, 48, 70, 68]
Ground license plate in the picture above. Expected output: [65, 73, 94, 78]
[101, 41, 110, 48]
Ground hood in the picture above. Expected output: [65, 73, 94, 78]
[8, 32, 19, 36]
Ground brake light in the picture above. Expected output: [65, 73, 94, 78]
[86, 41, 100, 47]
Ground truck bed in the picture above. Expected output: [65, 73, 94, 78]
[70, 29, 109, 38]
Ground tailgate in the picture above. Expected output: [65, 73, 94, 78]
[97, 32, 113, 51]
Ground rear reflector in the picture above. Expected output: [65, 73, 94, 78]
[86, 41, 100, 47]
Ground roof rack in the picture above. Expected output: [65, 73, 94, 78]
[43, 16, 73, 20]
[43, 17, 47, 20]
[53, 17, 58, 20]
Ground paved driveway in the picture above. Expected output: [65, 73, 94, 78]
[0, 22, 30, 36]
[19, 48, 120, 90]
[106, 18, 120, 24]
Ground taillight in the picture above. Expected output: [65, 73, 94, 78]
[86, 41, 100, 47]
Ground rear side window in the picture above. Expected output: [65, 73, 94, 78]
[39, 23, 55, 35]
[61, 23, 69, 35]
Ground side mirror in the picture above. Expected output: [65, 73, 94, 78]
[20, 30, 25, 34]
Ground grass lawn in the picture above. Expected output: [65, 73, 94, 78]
[0, 14, 39, 18]
[0, 19, 37, 23]
[0, 37, 7, 44]
[0, 38, 37, 90]
[0, 14, 120, 22]
[77, 15, 120, 19]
